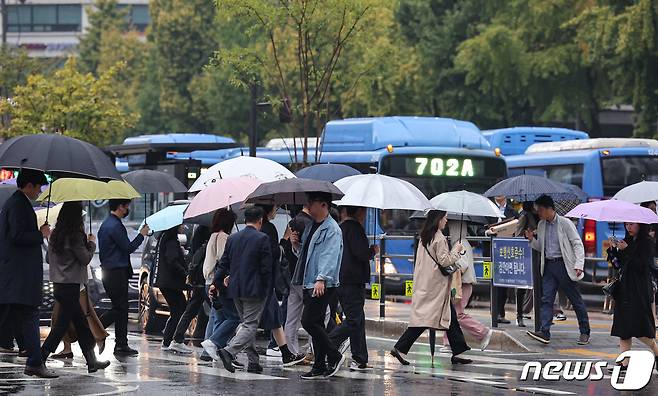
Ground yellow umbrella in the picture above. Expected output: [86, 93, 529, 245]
[37, 178, 140, 202]
[35, 203, 87, 226]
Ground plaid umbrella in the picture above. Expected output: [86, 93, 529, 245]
[484, 175, 579, 202]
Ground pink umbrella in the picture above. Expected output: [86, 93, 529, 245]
[565, 199, 658, 224]
[184, 176, 262, 219]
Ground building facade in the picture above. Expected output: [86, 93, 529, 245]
[1, 0, 149, 57]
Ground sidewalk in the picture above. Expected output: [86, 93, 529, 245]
[364, 298, 628, 355]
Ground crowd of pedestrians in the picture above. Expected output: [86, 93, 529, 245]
[2, 169, 658, 379]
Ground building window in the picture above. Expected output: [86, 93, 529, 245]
[7, 4, 82, 32]
[118, 4, 150, 32]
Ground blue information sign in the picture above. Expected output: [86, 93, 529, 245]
[492, 238, 533, 289]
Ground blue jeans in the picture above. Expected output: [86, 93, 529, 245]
[540, 258, 590, 338]
[209, 295, 240, 348]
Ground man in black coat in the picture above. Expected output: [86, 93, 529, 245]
[209, 206, 273, 373]
[0, 169, 57, 378]
[329, 206, 377, 371]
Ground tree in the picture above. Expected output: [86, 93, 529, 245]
[216, 0, 379, 164]
[0, 59, 138, 146]
[78, 0, 129, 75]
[150, 0, 217, 132]
[0, 47, 42, 129]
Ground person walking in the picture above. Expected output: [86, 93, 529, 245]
[156, 225, 188, 352]
[606, 223, 658, 373]
[0, 169, 57, 378]
[211, 206, 273, 374]
[329, 206, 376, 371]
[256, 204, 305, 366]
[445, 220, 493, 351]
[525, 195, 590, 345]
[390, 210, 472, 366]
[40, 202, 110, 373]
[513, 201, 540, 328]
[293, 192, 344, 380]
[98, 199, 149, 356]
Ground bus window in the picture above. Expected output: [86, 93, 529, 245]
[602, 156, 658, 196]
[522, 164, 584, 187]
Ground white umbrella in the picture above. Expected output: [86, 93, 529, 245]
[333, 174, 432, 211]
[189, 156, 295, 192]
[430, 190, 501, 218]
[613, 181, 658, 204]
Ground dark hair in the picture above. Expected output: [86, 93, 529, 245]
[16, 169, 47, 188]
[109, 199, 131, 212]
[625, 223, 650, 243]
[522, 201, 534, 212]
[344, 206, 362, 218]
[245, 206, 264, 224]
[329, 207, 340, 222]
[534, 195, 555, 210]
[419, 210, 446, 248]
[307, 191, 332, 205]
[49, 201, 85, 253]
[641, 201, 656, 209]
[256, 204, 275, 222]
[212, 208, 236, 234]
[159, 225, 181, 256]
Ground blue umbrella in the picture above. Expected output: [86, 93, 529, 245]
[295, 164, 361, 183]
[484, 174, 579, 202]
[141, 204, 186, 232]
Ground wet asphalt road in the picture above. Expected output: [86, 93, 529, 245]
[1, 329, 657, 395]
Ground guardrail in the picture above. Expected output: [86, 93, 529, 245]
[367, 233, 610, 330]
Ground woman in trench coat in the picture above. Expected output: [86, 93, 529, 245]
[390, 210, 473, 365]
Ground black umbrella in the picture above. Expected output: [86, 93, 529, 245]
[0, 134, 122, 224]
[245, 178, 344, 205]
[122, 169, 189, 223]
[295, 164, 361, 183]
[0, 184, 17, 209]
[483, 174, 579, 202]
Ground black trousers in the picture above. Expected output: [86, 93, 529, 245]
[160, 287, 186, 346]
[0, 311, 24, 350]
[42, 283, 95, 355]
[0, 304, 41, 367]
[301, 288, 340, 370]
[329, 284, 368, 364]
[394, 302, 470, 357]
[173, 286, 204, 344]
[496, 287, 508, 318]
[100, 267, 130, 347]
[326, 291, 340, 333]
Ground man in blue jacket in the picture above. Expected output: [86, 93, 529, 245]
[98, 199, 149, 356]
[294, 192, 344, 380]
[210, 206, 273, 374]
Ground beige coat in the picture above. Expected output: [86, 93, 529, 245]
[409, 230, 462, 330]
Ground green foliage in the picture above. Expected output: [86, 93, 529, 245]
[0, 59, 138, 146]
[78, 0, 129, 75]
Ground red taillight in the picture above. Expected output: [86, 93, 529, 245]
[583, 219, 596, 257]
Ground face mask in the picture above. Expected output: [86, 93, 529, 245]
[124, 208, 130, 218]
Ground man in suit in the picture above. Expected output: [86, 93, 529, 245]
[0, 169, 57, 378]
[493, 196, 518, 324]
[210, 206, 273, 374]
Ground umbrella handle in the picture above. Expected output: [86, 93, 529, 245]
[44, 184, 52, 227]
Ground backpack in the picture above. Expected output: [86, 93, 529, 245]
[187, 240, 208, 287]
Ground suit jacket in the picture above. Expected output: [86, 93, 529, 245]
[214, 225, 273, 299]
[0, 191, 45, 307]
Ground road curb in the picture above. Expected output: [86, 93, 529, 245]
[365, 317, 531, 353]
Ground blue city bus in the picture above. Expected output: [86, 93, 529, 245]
[506, 138, 658, 263]
[482, 127, 589, 156]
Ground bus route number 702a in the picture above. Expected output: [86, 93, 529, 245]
[414, 157, 475, 177]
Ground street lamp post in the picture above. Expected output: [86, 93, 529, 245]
[1, 0, 7, 46]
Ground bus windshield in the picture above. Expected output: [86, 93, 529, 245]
[602, 156, 658, 197]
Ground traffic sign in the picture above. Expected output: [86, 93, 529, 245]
[492, 238, 533, 288]
[405, 280, 413, 297]
[371, 283, 380, 299]
[482, 261, 492, 279]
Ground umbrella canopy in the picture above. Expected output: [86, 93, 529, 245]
[189, 156, 295, 192]
[34, 203, 87, 226]
[0, 184, 17, 209]
[333, 174, 432, 211]
[245, 178, 343, 205]
[430, 190, 501, 218]
[122, 169, 188, 194]
[184, 177, 262, 219]
[565, 200, 658, 224]
[141, 204, 187, 232]
[613, 181, 658, 204]
[295, 164, 361, 183]
[560, 182, 588, 202]
[37, 178, 140, 202]
[0, 134, 121, 180]
[484, 174, 579, 202]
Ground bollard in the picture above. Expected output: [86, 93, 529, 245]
[379, 237, 387, 319]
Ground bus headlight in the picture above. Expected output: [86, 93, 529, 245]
[383, 261, 398, 274]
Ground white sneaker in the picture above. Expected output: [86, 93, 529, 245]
[201, 339, 220, 361]
[349, 361, 372, 371]
[266, 347, 282, 357]
[338, 340, 350, 355]
[160, 344, 170, 351]
[481, 329, 493, 351]
[169, 342, 193, 354]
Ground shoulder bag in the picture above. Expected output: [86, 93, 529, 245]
[423, 244, 459, 276]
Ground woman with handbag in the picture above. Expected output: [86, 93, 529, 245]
[606, 222, 658, 373]
[390, 210, 472, 366]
